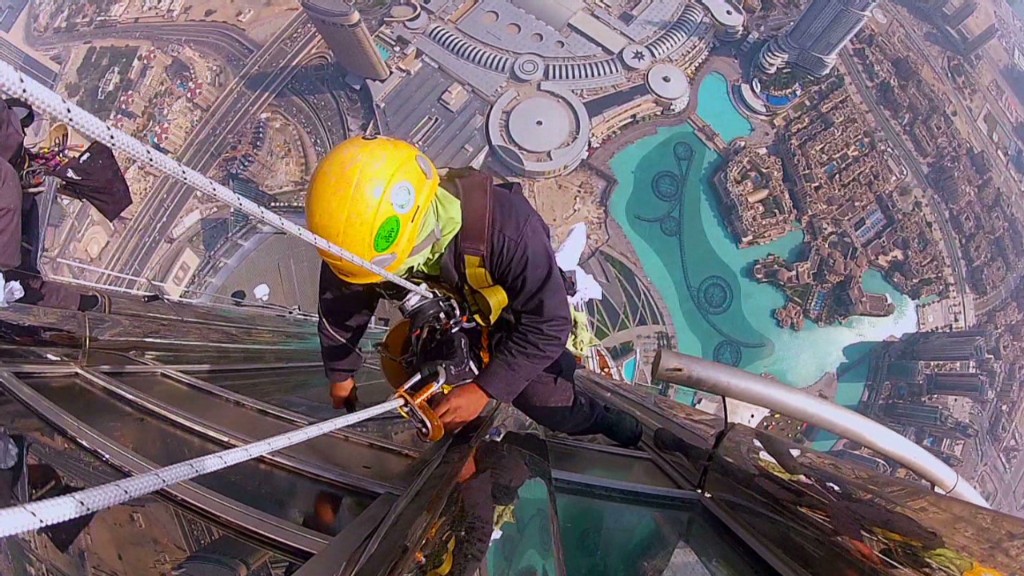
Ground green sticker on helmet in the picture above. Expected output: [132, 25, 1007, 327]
[373, 216, 401, 253]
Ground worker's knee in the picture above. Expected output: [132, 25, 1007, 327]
[512, 378, 602, 434]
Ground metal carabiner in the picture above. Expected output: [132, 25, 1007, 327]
[393, 367, 451, 442]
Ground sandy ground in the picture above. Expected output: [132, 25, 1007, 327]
[181, 0, 299, 45]
[520, 166, 612, 258]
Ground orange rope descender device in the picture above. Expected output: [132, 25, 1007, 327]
[378, 288, 486, 442]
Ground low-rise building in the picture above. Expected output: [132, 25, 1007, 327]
[715, 147, 794, 247]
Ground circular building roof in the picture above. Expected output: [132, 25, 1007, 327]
[507, 96, 572, 153]
[512, 55, 545, 82]
[405, 11, 430, 30]
[621, 44, 653, 71]
[390, 5, 416, 18]
[487, 86, 591, 178]
[646, 63, 690, 102]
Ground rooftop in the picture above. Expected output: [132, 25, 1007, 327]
[507, 95, 574, 153]
[457, 0, 600, 58]
[299, 0, 357, 19]
[698, 0, 744, 28]
[646, 63, 690, 101]
[375, 59, 489, 168]
[0, 0, 28, 34]
[509, 0, 582, 29]
[592, 1, 686, 43]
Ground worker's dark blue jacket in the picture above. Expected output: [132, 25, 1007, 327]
[317, 181, 572, 403]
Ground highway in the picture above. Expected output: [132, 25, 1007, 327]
[839, 51, 973, 320]
[28, 21, 257, 69]
[23, 16, 342, 287]
[92, 14, 321, 288]
[285, 52, 349, 154]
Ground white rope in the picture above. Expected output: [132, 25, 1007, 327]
[0, 398, 404, 538]
[53, 258, 319, 317]
[0, 59, 430, 297]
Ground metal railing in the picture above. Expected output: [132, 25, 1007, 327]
[652, 350, 990, 508]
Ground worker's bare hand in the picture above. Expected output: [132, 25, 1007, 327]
[330, 377, 358, 413]
[434, 383, 490, 431]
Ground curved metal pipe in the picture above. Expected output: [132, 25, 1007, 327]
[652, 350, 989, 508]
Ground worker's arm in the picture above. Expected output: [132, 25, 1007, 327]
[474, 212, 572, 403]
[317, 262, 380, 384]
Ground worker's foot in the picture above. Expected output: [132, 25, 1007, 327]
[330, 378, 359, 414]
[599, 405, 642, 448]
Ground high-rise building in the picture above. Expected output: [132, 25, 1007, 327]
[925, 371, 988, 398]
[757, 0, 878, 77]
[904, 331, 988, 362]
[964, 23, 998, 57]
[923, 443, 965, 467]
[884, 360, 924, 383]
[883, 402, 977, 437]
[885, 402, 946, 427]
[946, 0, 977, 29]
[301, 0, 389, 81]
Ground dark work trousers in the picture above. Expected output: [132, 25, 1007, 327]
[0, 160, 80, 311]
[510, 349, 606, 435]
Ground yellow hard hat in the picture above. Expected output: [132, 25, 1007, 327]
[306, 136, 439, 283]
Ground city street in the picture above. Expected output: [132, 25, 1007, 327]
[839, 51, 973, 321]
[28, 21, 258, 69]
[88, 14, 322, 288]
[28, 17, 342, 289]
[895, 25, 1024, 314]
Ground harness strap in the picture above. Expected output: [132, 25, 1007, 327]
[447, 171, 509, 326]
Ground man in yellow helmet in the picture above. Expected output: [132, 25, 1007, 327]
[308, 136, 642, 447]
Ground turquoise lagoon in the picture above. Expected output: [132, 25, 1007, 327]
[695, 73, 753, 143]
[607, 74, 918, 413]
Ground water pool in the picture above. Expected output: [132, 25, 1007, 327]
[695, 72, 753, 143]
[607, 124, 917, 405]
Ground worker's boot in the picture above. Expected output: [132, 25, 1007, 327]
[596, 405, 642, 448]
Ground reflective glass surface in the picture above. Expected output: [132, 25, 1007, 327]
[17, 374, 376, 532]
[555, 491, 774, 576]
[0, 390, 293, 576]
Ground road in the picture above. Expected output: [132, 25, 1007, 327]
[92, 14, 321, 288]
[897, 25, 1024, 316]
[839, 51, 972, 320]
[24, 17, 342, 284]
[28, 21, 257, 69]
[970, 406, 1021, 512]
